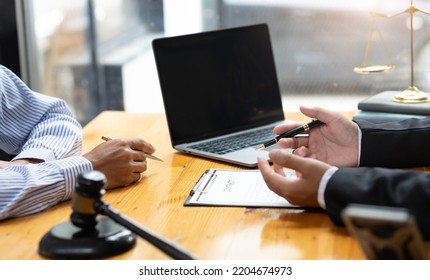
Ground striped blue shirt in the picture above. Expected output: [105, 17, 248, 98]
[0, 65, 93, 220]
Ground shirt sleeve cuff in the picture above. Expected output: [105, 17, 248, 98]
[357, 126, 362, 166]
[13, 148, 56, 162]
[49, 156, 93, 200]
[317, 166, 339, 209]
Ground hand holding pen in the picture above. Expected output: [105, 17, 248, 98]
[256, 119, 324, 150]
[102, 136, 162, 161]
[256, 106, 360, 167]
[82, 137, 159, 189]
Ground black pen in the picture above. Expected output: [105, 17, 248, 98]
[256, 119, 324, 150]
[101, 136, 163, 161]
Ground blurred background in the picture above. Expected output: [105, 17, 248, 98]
[1, 0, 430, 124]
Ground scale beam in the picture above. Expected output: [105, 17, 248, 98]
[355, 0, 430, 103]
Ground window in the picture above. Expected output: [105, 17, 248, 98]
[126, 0, 430, 113]
[19, 0, 430, 122]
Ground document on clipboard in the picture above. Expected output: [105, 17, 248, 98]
[184, 169, 299, 207]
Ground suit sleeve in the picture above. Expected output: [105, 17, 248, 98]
[325, 167, 430, 240]
[356, 117, 430, 168]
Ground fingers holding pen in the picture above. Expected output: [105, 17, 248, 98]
[275, 135, 311, 158]
[128, 138, 156, 155]
[85, 137, 160, 189]
[272, 119, 321, 151]
[273, 121, 303, 135]
[102, 137, 161, 162]
[277, 136, 309, 150]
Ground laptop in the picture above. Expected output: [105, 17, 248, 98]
[152, 23, 285, 167]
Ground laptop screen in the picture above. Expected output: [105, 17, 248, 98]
[153, 24, 284, 145]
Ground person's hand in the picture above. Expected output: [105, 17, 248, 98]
[83, 138, 156, 189]
[257, 149, 331, 207]
[275, 106, 359, 167]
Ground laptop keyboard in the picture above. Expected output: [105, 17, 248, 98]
[189, 127, 274, 155]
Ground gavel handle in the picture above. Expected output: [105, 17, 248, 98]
[94, 200, 197, 260]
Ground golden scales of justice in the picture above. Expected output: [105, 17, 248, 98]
[354, 0, 430, 103]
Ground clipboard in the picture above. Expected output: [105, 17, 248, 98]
[184, 169, 299, 208]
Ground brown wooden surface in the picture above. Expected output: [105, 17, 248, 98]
[1, 110, 428, 260]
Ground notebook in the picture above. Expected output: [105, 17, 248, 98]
[152, 23, 285, 167]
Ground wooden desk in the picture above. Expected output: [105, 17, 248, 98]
[1, 110, 422, 260]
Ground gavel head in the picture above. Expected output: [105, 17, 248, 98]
[70, 171, 107, 229]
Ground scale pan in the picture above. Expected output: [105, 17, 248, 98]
[354, 65, 394, 74]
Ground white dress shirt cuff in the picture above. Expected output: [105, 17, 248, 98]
[317, 166, 339, 209]
[357, 126, 362, 166]
[13, 148, 56, 162]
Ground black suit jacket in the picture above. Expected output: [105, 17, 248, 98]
[325, 117, 430, 240]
